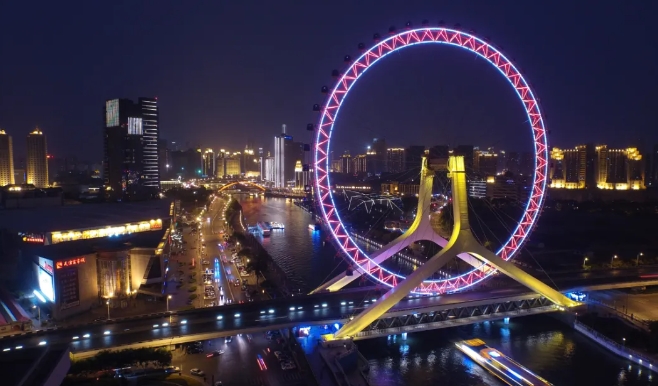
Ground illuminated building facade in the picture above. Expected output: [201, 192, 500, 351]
[103, 98, 160, 196]
[387, 148, 405, 173]
[140, 98, 160, 187]
[474, 150, 498, 177]
[0, 201, 175, 320]
[352, 154, 367, 173]
[263, 155, 274, 182]
[202, 149, 215, 178]
[216, 151, 242, 178]
[340, 152, 352, 174]
[550, 145, 645, 190]
[294, 160, 312, 191]
[550, 146, 587, 189]
[273, 126, 290, 188]
[0, 130, 15, 186]
[26, 128, 49, 188]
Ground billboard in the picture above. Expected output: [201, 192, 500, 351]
[106, 99, 119, 127]
[59, 267, 80, 310]
[128, 117, 143, 135]
[37, 257, 55, 303]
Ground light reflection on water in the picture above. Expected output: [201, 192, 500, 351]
[359, 316, 655, 386]
[236, 197, 654, 386]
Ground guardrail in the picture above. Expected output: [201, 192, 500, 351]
[586, 298, 650, 331]
[574, 321, 657, 373]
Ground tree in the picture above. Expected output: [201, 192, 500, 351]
[247, 253, 269, 285]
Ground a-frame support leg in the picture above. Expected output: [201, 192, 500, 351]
[330, 156, 578, 341]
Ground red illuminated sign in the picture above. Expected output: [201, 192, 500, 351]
[56, 257, 86, 270]
[23, 235, 45, 244]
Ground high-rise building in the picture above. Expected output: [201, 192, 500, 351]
[386, 148, 405, 173]
[202, 149, 215, 178]
[550, 146, 587, 189]
[405, 145, 425, 169]
[273, 125, 304, 188]
[599, 147, 644, 190]
[340, 151, 352, 174]
[474, 149, 498, 177]
[294, 160, 312, 191]
[518, 151, 535, 177]
[274, 125, 290, 188]
[140, 98, 159, 188]
[26, 128, 48, 188]
[263, 154, 274, 182]
[0, 130, 15, 186]
[505, 151, 520, 175]
[367, 138, 387, 174]
[103, 98, 160, 194]
[352, 154, 367, 173]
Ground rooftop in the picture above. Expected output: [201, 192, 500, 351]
[28, 229, 168, 260]
[0, 200, 172, 233]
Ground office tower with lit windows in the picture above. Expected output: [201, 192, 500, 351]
[26, 128, 48, 188]
[103, 98, 160, 195]
[139, 98, 159, 187]
[0, 130, 15, 186]
[274, 125, 290, 188]
[387, 148, 405, 173]
[263, 154, 274, 182]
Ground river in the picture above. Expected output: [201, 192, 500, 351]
[237, 196, 654, 386]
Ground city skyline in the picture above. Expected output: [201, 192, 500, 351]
[0, 2, 656, 161]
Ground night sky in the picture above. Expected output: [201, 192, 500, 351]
[1, 1, 656, 161]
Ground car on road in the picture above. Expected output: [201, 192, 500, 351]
[164, 365, 180, 373]
[190, 368, 205, 376]
[225, 336, 233, 343]
[206, 350, 225, 358]
[281, 361, 296, 370]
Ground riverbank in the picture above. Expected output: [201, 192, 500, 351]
[224, 199, 294, 298]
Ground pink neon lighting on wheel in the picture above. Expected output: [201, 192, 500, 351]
[313, 27, 549, 294]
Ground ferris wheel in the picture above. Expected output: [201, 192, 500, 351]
[312, 21, 549, 295]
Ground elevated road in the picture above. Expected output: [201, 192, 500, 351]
[1, 271, 656, 355]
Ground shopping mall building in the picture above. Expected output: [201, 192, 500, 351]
[0, 200, 176, 321]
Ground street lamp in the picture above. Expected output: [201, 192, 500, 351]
[610, 255, 618, 267]
[622, 337, 626, 348]
[636, 252, 644, 266]
[582, 257, 589, 268]
[106, 300, 111, 320]
[167, 295, 172, 323]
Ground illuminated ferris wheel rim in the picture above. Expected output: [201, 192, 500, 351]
[313, 26, 549, 294]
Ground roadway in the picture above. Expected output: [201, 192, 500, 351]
[2, 270, 657, 354]
[172, 332, 310, 386]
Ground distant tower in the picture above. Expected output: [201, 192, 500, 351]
[26, 128, 48, 188]
[0, 129, 15, 186]
[274, 124, 290, 188]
